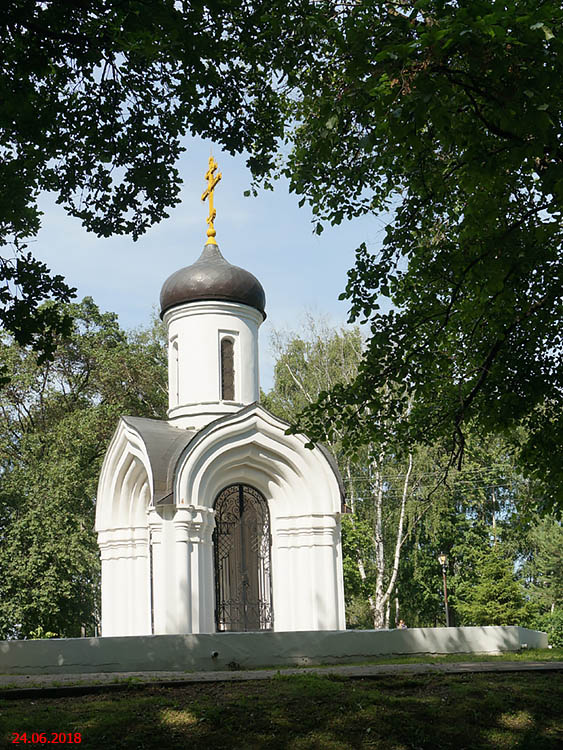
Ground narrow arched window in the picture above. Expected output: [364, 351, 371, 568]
[221, 338, 235, 400]
[170, 339, 179, 405]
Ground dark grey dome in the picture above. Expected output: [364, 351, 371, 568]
[160, 243, 266, 319]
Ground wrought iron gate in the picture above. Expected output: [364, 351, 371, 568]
[213, 484, 273, 631]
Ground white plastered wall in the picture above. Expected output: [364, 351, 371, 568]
[0, 627, 549, 676]
[95, 421, 153, 637]
[164, 301, 262, 429]
[96, 407, 346, 636]
[174, 406, 346, 633]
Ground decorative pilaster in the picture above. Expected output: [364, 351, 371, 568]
[147, 509, 166, 635]
[173, 506, 216, 633]
[98, 527, 150, 636]
[274, 514, 342, 631]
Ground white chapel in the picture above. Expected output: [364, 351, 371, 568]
[95, 159, 346, 636]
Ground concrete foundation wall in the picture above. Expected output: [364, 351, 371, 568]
[0, 627, 547, 676]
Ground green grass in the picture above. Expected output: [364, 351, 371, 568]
[2, 671, 561, 749]
[322, 646, 563, 666]
[244, 647, 563, 670]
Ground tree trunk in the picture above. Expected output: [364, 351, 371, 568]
[372, 455, 386, 628]
[492, 487, 497, 546]
[370, 452, 413, 630]
[346, 460, 355, 516]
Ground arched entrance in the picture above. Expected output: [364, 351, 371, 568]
[213, 484, 273, 631]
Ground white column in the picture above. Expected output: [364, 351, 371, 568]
[148, 510, 166, 634]
[130, 527, 150, 635]
[274, 522, 301, 631]
[173, 506, 216, 633]
[310, 515, 342, 630]
[173, 509, 192, 633]
[334, 516, 346, 630]
[199, 509, 216, 632]
[98, 537, 115, 637]
[99, 530, 139, 636]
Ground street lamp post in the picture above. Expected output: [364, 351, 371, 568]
[438, 552, 450, 627]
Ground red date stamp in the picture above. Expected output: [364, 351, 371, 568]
[11, 733, 82, 744]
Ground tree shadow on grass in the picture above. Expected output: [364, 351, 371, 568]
[1, 672, 561, 749]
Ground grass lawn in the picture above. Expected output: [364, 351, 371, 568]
[2, 671, 561, 749]
[297, 647, 563, 668]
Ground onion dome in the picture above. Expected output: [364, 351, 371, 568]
[160, 243, 266, 319]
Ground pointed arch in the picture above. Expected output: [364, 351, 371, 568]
[174, 405, 342, 517]
[96, 419, 153, 532]
[174, 404, 346, 632]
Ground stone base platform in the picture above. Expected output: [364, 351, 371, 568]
[0, 626, 547, 676]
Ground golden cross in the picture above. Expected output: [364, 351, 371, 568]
[201, 156, 222, 244]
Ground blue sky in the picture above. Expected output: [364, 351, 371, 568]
[34, 137, 386, 390]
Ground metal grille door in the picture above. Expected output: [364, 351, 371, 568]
[213, 484, 273, 632]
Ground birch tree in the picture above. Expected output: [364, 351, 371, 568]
[263, 318, 425, 628]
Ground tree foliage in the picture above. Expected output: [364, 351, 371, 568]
[262, 317, 363, 434]
[0, 0, 321, 360]
[2, 1, 562, 511]
[0, 298, 167, 638]
[521, 516, 563, 613]
[454, 546, 532, 626]
[282, 0, 563, 513]
[264, 318, 559, 633]
[517, 514, 563, 644]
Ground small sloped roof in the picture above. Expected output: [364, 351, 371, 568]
[121, 405, 345, 508]
[121, 416, 196, 505]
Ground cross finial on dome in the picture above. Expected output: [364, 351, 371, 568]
[201, 156, 222, 245]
